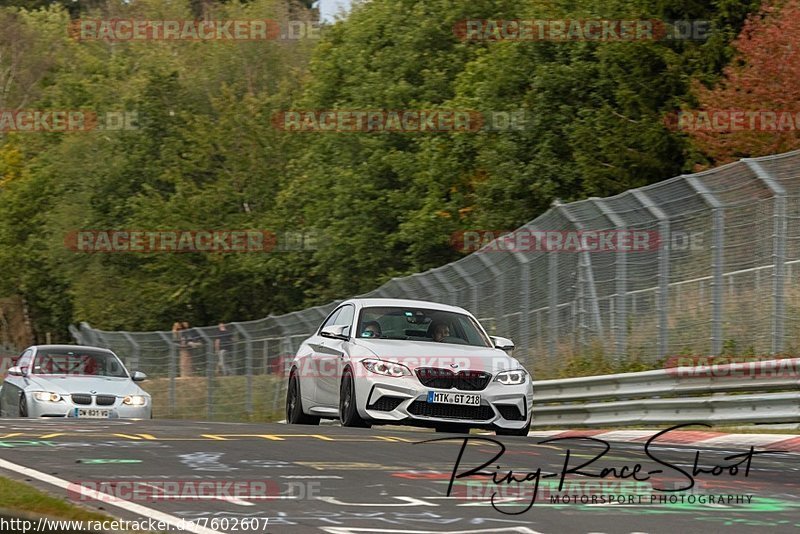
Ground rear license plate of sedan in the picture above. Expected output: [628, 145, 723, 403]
[75, 408, 110, 418]
[427, 391, 481, 405]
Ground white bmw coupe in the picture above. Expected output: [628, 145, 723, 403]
[286, 298, 532, 435]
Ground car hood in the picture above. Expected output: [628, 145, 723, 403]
[26, 376, 146, 396]
[351, 339, 522, 374]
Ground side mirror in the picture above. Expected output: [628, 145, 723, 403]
[131, 371, 147, 382]
[7, 366, 24, 377]
[490, 336, 515, 353]
[320, 325, 350, 341]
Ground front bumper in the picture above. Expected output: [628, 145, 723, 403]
[355, 372, 533, 430]
[27, 396, 152, 419]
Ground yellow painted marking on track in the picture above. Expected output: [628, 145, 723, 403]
[112, 434, 142, 440]
[374, 436, 412, 443]
[201, 434, 230, 441]
[137, 434, 158, 440]
[262, 434, 335, 441]
[0, 433, 23, 439]
[39, 433, 65, 439]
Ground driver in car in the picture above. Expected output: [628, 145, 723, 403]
[429, 321, 450, 342]
[362, 321, 382, 338]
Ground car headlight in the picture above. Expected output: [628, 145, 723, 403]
[123, 395, 147, 406]
[494, 369, 527, 385]
[33, 391, 62, 402]
[361, 359, 411, 377]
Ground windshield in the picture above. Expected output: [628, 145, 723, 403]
[356, 306, 492, 348]
[31, 349, 129, 378]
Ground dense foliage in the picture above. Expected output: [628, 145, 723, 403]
[0, 0, 776, 338]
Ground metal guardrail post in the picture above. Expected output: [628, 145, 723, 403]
[452, 262, 480, 318]
[231, 322, 253, 415]
[476, 254, 504, 334]
[548, 251, 557, 360]
[592, 198, 628, 362]
[122, 332, 140, 372]
[196, 329, 214, 420]
[744, 159, 788, 354]
[557, 204, 603, 349]
[431, 267, 458, 307]
[632, 189, 670, 360]
[158, 331, 176, 417]
[685, 175, 725, 356]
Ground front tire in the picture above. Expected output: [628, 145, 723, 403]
[286, 373, 319, 425]
[18, 394, 28, 418]
[339, 369, 370, 428]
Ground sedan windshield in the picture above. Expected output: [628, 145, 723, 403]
[31, 349, 129, 378]
[356, 306, 492, 348]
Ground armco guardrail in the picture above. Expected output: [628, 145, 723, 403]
[531, 358, 800, 427]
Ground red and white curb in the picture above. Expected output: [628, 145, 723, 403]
[527, 429, 800, 453]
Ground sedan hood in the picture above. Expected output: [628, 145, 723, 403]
[27, 375, 145, 396]
[352, 339, 521, 374]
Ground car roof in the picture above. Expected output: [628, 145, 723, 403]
[344, 298, 471, 315]
[27, 344, 115, 354]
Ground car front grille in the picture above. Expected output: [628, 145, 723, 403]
[95, 395, 116, 406]
[368, 396, 404, 411]
[408, 400, 494, 420]
[496, 404, 526, 421]
[415, 368, 492, 391]
[71, 394, 92, 405]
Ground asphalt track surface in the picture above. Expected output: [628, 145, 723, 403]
[0, 419, 798, 534]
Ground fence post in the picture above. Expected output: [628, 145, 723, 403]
[477, 253, 504, 334]
[592, 198, 629, 363]
[452, 262, 480, 318]
[745, 159, 787, 355]
[158, 331, 176, 417]
[196, 329, 214, 420]
[557, 204, 603, 350]
[431, 267, 458, 307]
[122, 332, 140, 372]
[231, 322, 253, 416]
[632, 189, 670, 360]
[684, 175, 725, 356]
[548, 251, 558, 361]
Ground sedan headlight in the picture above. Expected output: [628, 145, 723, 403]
[123, 395, 147, 406]
[361, 359, 411, 377]
[33, 391, 62, 402]
[494, 369, 527, 385]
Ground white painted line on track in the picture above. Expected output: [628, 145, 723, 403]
[0, 457, 224, 534]
[139, 482, 255, 507]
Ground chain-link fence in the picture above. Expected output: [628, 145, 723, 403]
[72, 151, 800, 420]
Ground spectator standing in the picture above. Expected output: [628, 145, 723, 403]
[214, 323, 234, 376]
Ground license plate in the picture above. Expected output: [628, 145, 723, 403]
[427, 391, 481, 405]
[74, 408, 110, 418]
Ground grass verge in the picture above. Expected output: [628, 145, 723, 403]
[0, 475, 113, 521]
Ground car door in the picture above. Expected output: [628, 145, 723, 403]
[313, 304, 355, 408]
[301, 307, 341, 408]
[1, 349, 33, 416]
